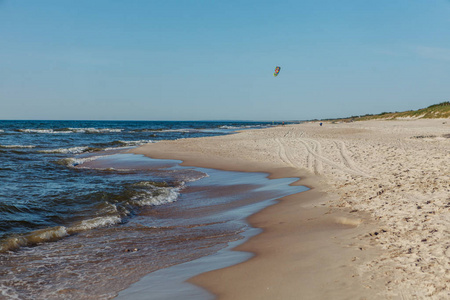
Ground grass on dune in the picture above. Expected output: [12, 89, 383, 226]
[326, 102, 450, 122]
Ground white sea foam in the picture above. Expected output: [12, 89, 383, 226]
[0, 215, 121, 252]
[159, 129, 193, 133]
[69, 216, 122, 232]
[56, 157, 85, 167]
[28, 226, 69, 242]
[219, 125, 265, 130]
[184, 171, 209, 182]
[99, 140, 155, 152]
[68, 128, 123, 133]
[98, 202, 120, 215]
[219, 125, 240, 129]
[56, 154, 108, 167]
[117, 140, 155, 146]
[0, 144, 36, 149]
[18, 129, 72, 134]
[18, 128, 123, 134]
[131, 186, 181, 207]
[39, 146, 90, 154]
[41, 141, 151, 155]
[0, 226, 69, 252]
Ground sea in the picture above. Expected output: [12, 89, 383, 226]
[0, 120, 306, 299]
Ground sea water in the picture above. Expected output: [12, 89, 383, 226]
[0, 120, 305, 299]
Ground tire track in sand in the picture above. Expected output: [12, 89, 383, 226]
[299, 138, 371, 177]
[276, 138, 296, 168]
[276, 131, 371, 177]
[308, 138, 324, 175]
[276, 133, 323, 175]
[334, 141, 372, 177]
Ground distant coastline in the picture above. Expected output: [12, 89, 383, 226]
[314, 101, 450, 123]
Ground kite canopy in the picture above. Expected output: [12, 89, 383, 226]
[273, 66, 281, 77]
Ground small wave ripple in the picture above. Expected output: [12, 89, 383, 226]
[0, 144, 36, 149]
[0, 181, 181, 252]
[17, 128, 123, 134]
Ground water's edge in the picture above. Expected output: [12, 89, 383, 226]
[116, 221, 262, 300]
[115, 161, 306, 299]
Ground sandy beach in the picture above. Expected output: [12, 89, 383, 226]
[131, 119, 450, 299]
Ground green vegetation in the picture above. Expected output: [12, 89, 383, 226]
[326, 102, 450, 122]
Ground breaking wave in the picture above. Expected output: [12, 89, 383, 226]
[69, 216, 122, 232]
[17, 128, 123, 134]
[0, 182, 181, 252]
[129, 181, 181, 206]
[0, 226, 69, 252]
[100, 140, 155, 149]
[55, 155, 108, 167]
[38, 140, 153, 155]
[219, 124, 267, 130]
[0, 144, 36, 149]
[39, 146, 102, 154]
[115, 140, 154, 147]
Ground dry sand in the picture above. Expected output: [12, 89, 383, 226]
[131, 119, 450, 299]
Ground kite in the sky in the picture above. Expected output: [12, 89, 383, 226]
[273, 66, 281, 77]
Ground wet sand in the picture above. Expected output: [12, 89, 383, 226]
[131, 119, 450, 299]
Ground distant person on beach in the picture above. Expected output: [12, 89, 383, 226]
[320, 123, 322, 126]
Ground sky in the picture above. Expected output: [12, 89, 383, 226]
[1, 0, 450, 121]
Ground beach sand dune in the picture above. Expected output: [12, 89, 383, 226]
[132, 119, 450, 299]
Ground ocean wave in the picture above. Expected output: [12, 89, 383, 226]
[129, 129, 159, 133]
[70, 128, 123, 133]
[0, 203, 31, 214]
[121, 139, 154, 146]
[0, 226, 68, 252]
[162, 129, 193, 132]
[90, 140, 154, 151]
[69, 215, 122, 232]
[111, 140, 154, 147]
[134, 128, 194, 133]
[40, 140, 153, 155]
[17, 129, 72, 134]
[129, 128, 190, 133]
[130, 183, 181, 207]
[38, 146, 102, 154]
[55, 155, 106, 167]
[0, 214, 122, 252]
[0, 183, 180, 252]
[17, 128, 123, 134]
[219, 125, 239, 129]
[0, 144, 36, 149]
[219, 125, 266, 130]
[0, 149, 30, 155]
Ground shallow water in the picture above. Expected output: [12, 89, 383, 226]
[1, 153, 306, 299]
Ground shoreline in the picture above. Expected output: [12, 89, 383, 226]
[128, 127, 376, 298]
[130, 119, 450, 299]
[115, 165, 305, 300]
[128, 149, 382, 299]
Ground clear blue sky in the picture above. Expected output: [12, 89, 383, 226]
[1, 0, 450, 120]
